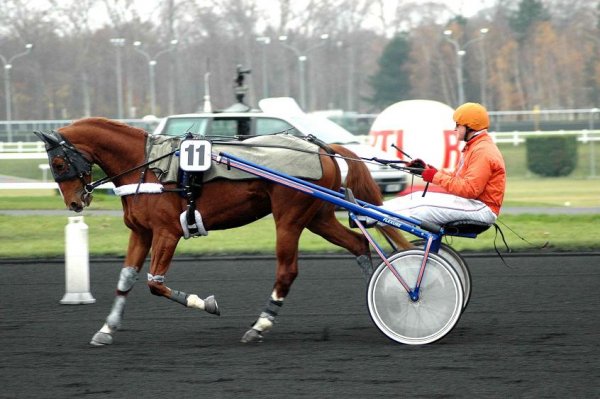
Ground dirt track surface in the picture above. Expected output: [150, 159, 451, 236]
[1, 254, 598, 398]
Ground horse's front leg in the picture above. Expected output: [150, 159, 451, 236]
[241, 227, 300, 343]
[90, 230, 151, 346]
[146, 231, 220, 315]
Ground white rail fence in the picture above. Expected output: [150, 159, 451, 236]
[1, 130, 598, 189]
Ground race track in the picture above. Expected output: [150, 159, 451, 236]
[1, 253, 598, 398]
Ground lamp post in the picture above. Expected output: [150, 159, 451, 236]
[443, 28, 488, 105]
[110, 38, 125, 119]
[278, 33, 329, 109]
[256, 36, 271, 99]
[132, 39, 178, 116]
[479, 28, 489, 106]
[0, 43, 33, 142]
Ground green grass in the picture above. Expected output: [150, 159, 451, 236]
[0, 158, 48, 180]
[0, 192, 121, 209]
[498, 142, 599, 179]
[1, 142, 599, 258]
[504, 178, 600, 207]
[1, 213, 598, 259]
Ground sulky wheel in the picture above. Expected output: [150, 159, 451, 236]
[367, 249, 463, 345]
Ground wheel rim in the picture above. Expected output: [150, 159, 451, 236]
[367, 250, 463, 345]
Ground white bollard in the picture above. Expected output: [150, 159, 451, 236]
[60, 216, 96, 304]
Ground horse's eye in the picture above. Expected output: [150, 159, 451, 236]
[52, 158, 68, 174]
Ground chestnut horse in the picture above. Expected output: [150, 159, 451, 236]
[35, 117, 410, 346]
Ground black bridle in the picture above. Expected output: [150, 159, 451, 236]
[34, 130, 94, 193]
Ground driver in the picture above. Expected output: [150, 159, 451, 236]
[383, 102, 506, 226]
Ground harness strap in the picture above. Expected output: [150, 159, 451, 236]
[304, 134, 335, 155]
[492, 223, 512, 267]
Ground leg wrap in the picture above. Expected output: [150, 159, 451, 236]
[147, 273, 165, 283]
[167, 290, 219, 315]
[106, 295, 126, 330]
[116, 266, 138, 295]
[170, 289, 189, 306]
[262, 297, 284, 320]
[252, 293, 284, 332]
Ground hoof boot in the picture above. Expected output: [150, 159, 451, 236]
[241, 328, 263, 343]
[90, 331, 113, 346]
[204, 295, 220, 316]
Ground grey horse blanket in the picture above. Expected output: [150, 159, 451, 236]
[146, 134, 324, 184]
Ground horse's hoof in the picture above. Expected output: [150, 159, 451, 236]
[241, 328, 263, 343]
[204, 295, 220, 316]
[90, 331, 113, 346]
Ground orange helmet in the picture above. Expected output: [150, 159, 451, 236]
[453, 102, 489, 131]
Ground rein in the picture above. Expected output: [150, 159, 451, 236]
[40, 130, 412, 195]
[85, 149, 178, 193]
[210, 135, 413, 170]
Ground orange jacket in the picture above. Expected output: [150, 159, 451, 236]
[432, 132, 506, 215]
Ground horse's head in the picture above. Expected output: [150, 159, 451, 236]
[34, 130, 94, 212]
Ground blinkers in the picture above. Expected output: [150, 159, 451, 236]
[34, 130, 92, 183]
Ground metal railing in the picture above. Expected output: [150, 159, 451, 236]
[490, 129, 600, 145]
[1, 129, 598, 189]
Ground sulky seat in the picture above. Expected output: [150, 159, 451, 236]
[442, 220, 492, 235]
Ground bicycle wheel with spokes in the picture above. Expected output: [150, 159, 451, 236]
[411, 239, 472, 310]
[367, 249, 463, 345]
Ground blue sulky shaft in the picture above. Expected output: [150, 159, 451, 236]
[214, 151, 444, 243]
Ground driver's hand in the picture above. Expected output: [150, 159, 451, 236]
[406, 158, 426, 169]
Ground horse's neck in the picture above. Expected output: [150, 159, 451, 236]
[71, 121, 147, 185]
[97, 130, 146, 184]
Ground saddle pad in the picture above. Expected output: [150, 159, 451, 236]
[146, 134, 324, 183]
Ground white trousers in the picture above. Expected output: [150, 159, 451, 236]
[383, 191, 497, 226]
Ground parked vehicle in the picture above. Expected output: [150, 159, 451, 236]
[153, 97, 407, 194]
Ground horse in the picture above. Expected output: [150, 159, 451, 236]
[34, 117, 411, 346]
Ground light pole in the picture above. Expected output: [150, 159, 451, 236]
[443, 28, 488, 105]
[132, 39, 178, 116]
[278, 33, 329, 110]
[479, 28, 489, 106]
[110, 38, 125, 119]
[256, 36, 271, 99]
[0, 43, 33, 142]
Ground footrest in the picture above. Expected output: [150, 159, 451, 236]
[443, 220, 491, 235]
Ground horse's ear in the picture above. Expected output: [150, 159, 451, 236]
[34, 130, 62, 149]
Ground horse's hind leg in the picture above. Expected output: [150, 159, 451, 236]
[307, 206, 375, 279]
[241, 203, 310, 343]
[91, 231, 151, 346]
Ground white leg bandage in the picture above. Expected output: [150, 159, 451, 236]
[106, 295, 126, 330]
[147, 273, 165, 283]
[117, 267, 138, 293]
[252, 291, 284, 332]
[99, 323, 116, 335]
[186, 294, 206, 310]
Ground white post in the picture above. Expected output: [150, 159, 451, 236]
[60, 216, 95, 304]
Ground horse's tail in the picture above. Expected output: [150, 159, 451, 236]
[329, 144, 412, 251]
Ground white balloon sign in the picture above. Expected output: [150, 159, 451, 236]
[369, 100, 463, 170]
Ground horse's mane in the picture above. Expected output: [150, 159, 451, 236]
[70, 117, 148, 137]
